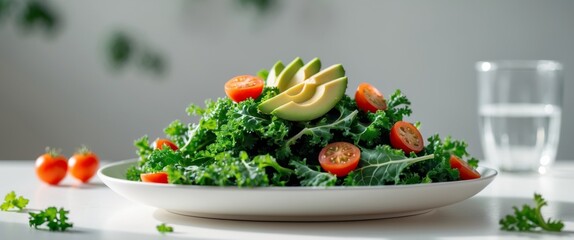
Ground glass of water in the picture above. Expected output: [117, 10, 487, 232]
[477, 60, 563, 173]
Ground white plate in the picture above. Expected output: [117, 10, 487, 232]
[98, 159, 497, 221]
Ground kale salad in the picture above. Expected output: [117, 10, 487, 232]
[126, 57, 481, 187]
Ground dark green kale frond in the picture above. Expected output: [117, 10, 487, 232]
[291, 160, 337, 187]
[347, 145, 434, 185]
[164, 120, 189, 148]
[139, 148, 183, 173]
[401, 134, 477, 184]
[134, 135, 153, 161]
[500, 193, 564, 232]
[385, 89, 412, 123]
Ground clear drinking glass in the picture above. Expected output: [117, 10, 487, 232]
[476, 60, 563, 173]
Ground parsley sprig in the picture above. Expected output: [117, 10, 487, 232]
[1, 191, 29, 211]
[2, 191, 73, 232]
[500, 193, 564, 232]
[156, 223, 174, 233]
[29, 206, 73, 231]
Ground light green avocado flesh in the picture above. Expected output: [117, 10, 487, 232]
[258, 83, 312, 114]
[271, 77, 348, 121]
[285, 57, 321, 91]
[266, 60, 285, 87]
[275, 57, 304, 92]
[305, 64, 345, 85]
[258, 64, 346, 114]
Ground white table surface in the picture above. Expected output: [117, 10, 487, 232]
[1, 160, 574, 240]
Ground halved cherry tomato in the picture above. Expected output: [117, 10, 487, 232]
[152, 138, 178, 151]
[389, 121, 424, 154]
[35, 148, 68, 185]
[318, 142, 361, 177]
[224, 75, 264, 103]
[355, 83, 387, 113]
[450, 155, 481, 180]
[140, 172, 168, 183]
[68, 146, 100, 183]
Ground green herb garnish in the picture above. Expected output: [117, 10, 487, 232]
[500, 193, 564, 232]
[1, 191, 29, 211]
[156, 223, 174, 233]
[28, 206, 73, 231]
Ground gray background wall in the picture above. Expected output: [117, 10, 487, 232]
[1, 0, 572, 162]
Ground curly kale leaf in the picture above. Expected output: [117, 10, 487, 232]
[290, 160, 337, 187]
[426, 134, 472, 159]
[139, 148, 183, 173]
[190, 152, 268, 186]
[347, 111, 391, 147]
[125, 166, 142, 181]
[134, 135, 153, 161]
[347, 145, 435, 185]
[179, 99, 226, 155]
[413, 134, 477, 183]
[176, 152, 289, 187]
[345, 90, 410, 148]
[164, 119, 189, 148]
[385, 89, 412, 123]
[180, 88, 289, 159]
[219, 99, 290, 154]
[500, 193, 564, 232]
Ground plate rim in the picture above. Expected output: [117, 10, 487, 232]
[98, 158, 498, 221]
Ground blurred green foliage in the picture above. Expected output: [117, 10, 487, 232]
[238, 0, 278, 14]
[0, 0, 14, 20]
[2, 0, 279, 78]
[19, 0, 59, 33]
[107, 31, 167, 76]
[0, 0, 59, 34]
[108, 32, 133, 69]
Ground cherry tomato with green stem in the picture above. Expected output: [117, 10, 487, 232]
[36, 148, 68, 185]
[68, 145, 100, 183]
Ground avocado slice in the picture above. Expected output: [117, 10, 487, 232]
[265, 60, 285, 87]
[305, 64, 345, 85]
[284, 57, 321, 91]
[275, 57, 304, 92]
[258, 64, 346, 114]
[258, 83, 312, 114]
[271, 77, 348, 121]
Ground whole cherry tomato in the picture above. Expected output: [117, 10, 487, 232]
[35, 148, 68, 185]
[68, 146, 100, 183]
